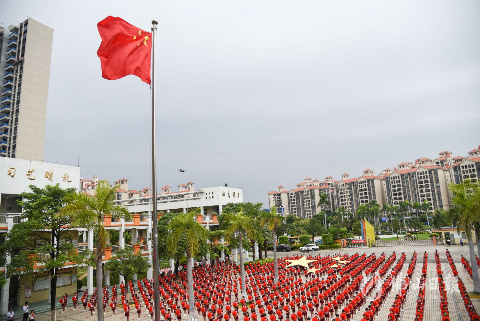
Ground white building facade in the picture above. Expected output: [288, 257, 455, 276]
[0, 157, 80, 314]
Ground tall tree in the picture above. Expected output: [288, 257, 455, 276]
[421, 200, 432, 225]
[367, 200, 381, 227]
[157, 212, 188, 276]
[449, 180, 480, 292]
[63, 181, 130, 321]
[260, 207, 285, 283]
[167, 210, 207, 320]
[225, 210, 255, 297]
[2, 185, 79, 321]
[318, 193, 331, 226]
[305, 214, 326, 240]
[221, 202, 264, 259]
[104, 248, 150, 283]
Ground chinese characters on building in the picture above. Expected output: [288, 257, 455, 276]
[6, 167, 73, 184]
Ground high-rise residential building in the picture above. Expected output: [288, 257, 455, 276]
[268, 145, 480, 217]
[0, 18, 53, 161]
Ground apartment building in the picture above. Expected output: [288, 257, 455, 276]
[383, 161, 452, 211]
[268, 145, 480, 217]
[451, 147, 480, 184]
[0, 18, 53, 161]
[269, 177, 336, 218]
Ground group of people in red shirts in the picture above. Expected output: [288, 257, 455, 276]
[62, 249, 480, 321]
[446, 250, 480, 321]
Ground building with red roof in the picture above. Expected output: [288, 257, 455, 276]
[268, 145, 479, 217]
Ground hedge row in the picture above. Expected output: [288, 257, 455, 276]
[317, 244, 342, 250]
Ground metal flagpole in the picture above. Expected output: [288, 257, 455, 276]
[151, 19, 161, 321]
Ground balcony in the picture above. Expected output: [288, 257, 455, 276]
[0, 114, 10, 121]
[0, 123, 9, 128]
[0, 150, 6, 154]
[3, 81, 13, 88]
[6, 55, 16, 63]
[8, 32, 18, 39]
[1, 106, 11, 113]
[6, 47, 16, 55]
[0, 140, 7, 147]
[2, 89, 12, 96]
[0, 132, 7, 139]
[4, 64, 14, 72]
[8, 40, 17, 47]
[4, 72, 14, 80]
[1, 97, 12, 104]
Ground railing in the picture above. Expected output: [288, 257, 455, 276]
[8, 40, 17, 46]
[8, 32, 18, 38]
[3, 72, 14, 78]
[3, 81, 13, 86]
[1, 106, 10, 111]
[0, 213, 21, 224]
[375, 239, 435, 247]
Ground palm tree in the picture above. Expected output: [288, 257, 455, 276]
[225, 210, 255, 298]
[64, 181, 130, 321]
[412, 201, 421, 218]
[382, 204, 393, 230]
[318, 193, 331, 226]
[167, 209, 207, 320]
[398, 201, 410, 232]
[421, 200, 432, 225]
[260, 206, 285, 284]
[449, 180, 480, 293]
[367, 200, 381, 228]
[356, 204, 368, 221]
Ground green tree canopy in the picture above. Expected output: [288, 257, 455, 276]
[167, 210, 207, 318]
[2, 184, 80, 321]
[63, 181, 130, 321]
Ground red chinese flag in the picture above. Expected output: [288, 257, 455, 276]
[97, 16, 152, 84]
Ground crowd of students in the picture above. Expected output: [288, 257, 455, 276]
[446, 250, 480, 321]
[22, 250, 475, 321]
[413, 252, 428, 320]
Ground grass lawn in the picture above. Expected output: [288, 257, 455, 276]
[378, 237, 398, 242]
[417, 234, 431, 240]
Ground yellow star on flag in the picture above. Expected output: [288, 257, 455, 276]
[338, 260, 349, 264]
[332, 257, 341, 261]
[286, 256, 316, 269]
[330, 264, 339, 268]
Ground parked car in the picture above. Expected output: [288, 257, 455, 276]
[276, 244, 291, 252]
[299, 244, 319, 252]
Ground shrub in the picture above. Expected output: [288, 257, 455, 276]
[278, 236, 289, 245]
[322, 234, 334, 245]
[318, 244, 341, 250]
[299, 235, 311, 246]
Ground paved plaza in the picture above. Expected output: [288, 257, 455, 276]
[6, 244, 480, 321]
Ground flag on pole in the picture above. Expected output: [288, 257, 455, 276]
[97, 16, 152, 84]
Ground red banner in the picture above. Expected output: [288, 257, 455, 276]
[351, 239, 365, 244]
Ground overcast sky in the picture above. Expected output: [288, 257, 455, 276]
[2, 0, 479, 207]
